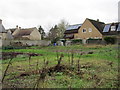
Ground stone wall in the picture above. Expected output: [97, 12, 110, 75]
[86, 39, 104, 44]
[2, 40, 51, 46]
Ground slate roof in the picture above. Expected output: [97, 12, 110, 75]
[64, 24, 82, 34]
[102, 22, 120, 35]
[87, 18, 105, 35]
[64, 34, 74, 39]
[88, 19, 120, 35]
[14, 27, 36, 38]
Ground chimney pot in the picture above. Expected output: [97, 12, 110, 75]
[16, 25, 18, 29]
[19, 27, 21, 29]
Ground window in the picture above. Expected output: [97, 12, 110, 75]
[111, 26, 116, 31]
[89, 28, 92, 32]
[82, 29, 86, 33]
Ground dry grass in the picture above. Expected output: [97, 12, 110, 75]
[2, 45, 119, 88]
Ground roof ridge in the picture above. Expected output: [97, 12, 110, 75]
[19, 27, 36, 30]
[21, 27, 36, 31]
[87, 18, 105, 24]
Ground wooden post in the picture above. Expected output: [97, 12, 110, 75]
[71, 52, 74, 66]
[77, 60, 80, 73]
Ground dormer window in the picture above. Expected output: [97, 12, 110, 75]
[111, 26, 116, 31]
[82, 29, 86, 33]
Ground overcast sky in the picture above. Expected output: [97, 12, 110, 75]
[0, 0, 119, 32]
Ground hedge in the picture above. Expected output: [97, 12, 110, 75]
[72, 39, 82, 44]
[104, 36, 117, 44]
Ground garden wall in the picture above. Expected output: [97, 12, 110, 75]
[86, 39, 105, 45]
[2, 40, 51, 46]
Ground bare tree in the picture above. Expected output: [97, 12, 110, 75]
[47, 19, 69, 42]
[57, 19, 69, 38]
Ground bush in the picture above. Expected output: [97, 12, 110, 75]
[51, 37, 60, 43]
[104, 37, 117, 44]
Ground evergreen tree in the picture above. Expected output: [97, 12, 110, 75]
[48, 25, 59, 42]
[38, 26, 45, 40]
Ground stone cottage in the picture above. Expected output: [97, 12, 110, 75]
[12, 26, 41, 40]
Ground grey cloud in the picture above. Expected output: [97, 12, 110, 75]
[0, 0, 119, 32]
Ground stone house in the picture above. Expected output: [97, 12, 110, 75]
[64, 18, 105, 40]
[64, 18, 120, 40]
[74, 18, 105, 40]
[0, 19, 13, 40]
[12, 26, 41, 40]
[64, 18, 120, 44]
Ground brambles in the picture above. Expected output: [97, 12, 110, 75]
[2, 45, 118, 88]
[2, 57, 13, 83]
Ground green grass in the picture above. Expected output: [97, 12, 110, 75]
[2, 45, 119, 88]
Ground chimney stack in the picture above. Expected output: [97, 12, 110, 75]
[97, 19, 99, 22]
[0, 19, 2, 24]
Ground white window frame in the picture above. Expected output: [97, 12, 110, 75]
[111, 26, 116, 31]
[89, 28, 92, 32]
